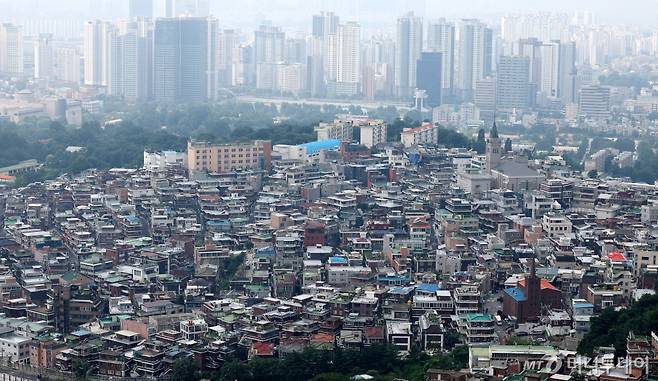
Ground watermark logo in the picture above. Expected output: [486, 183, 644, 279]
[524, 354, 563, 372]
[543, 355, 563, 373]
[523, 355, 650, 375]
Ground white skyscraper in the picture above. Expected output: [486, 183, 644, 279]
[254, 25, 285, 64]
[107, 20, 153, 100]
[217, 29, 237, 87]
[500, 15, 521, 43]
[361, 37, 396, 99]
[558, 41, 577, 103]
[34, 33, 54, 79]
[254, 24, 285, 90]
[0, 23, 24, 75]
[83, 20, 114, 87]
[312, 11, 339, 84]
[335, 21, 360, 96]
[82, 19, 153, 100]
[23, 37, 35, 76]
[539, 42, 559, 99]
[396, 12, 423, 99]
[277, 63, 304, 95]
[497, 55, 531, 110]
[54, 46, 81, 84]
[325, 34, 338, 82]
[651, 30, 658, 56]
[427, 19, 455, 96]
[456, 19, 486, 100]
[518, 38, 542, 91]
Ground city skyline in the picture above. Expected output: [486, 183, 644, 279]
[1, 0, 653, 109]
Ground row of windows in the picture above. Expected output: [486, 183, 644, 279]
[195, 158, 259, 167]
[547, 225, 569, 231]
[196, 153, 259, 159]
[413, 302, 453, 309]
[197, 147, 261, 154]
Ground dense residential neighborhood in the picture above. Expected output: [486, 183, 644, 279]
[0, 112, 655, 380]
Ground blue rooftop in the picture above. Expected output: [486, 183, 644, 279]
[377, 273, 410, 285]
[126, 215, 140, 223]
[504, 287, 527, 302]
[573, 302, 594, 309]
[255, 247, 275, 258]
[389, 286, 414, 295]
[299, 139, 341, 155]
[328, 256, 348, 264]
[207, 220, 231, 225]
[415, 283, 440, 293]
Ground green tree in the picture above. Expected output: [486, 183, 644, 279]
[576, 139, 588, 161]
[473, 128, 486, 154]
[578, 294, 658, 357]
[477, 128, 485, 141]
[308, 373, 350, 381]
[220, 360, 250, 381]
[387, 117, 416, 141]
[72, 358, 91, 380]
[442, 329, 462, 350]
[613, 137, 636, 152]
[504, 138, 513, 152]
[172, 357, 198, 381]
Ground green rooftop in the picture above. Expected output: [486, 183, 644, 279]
[464, 313, 494, 323]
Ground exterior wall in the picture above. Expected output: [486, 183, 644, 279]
[359, 122, 387, 148]
[29, 341, 65, 368]
[542, 288, 562, 310]
[187, 140, 272, 174]
[502, 293, 525, 322]
[315, 122, 353, 142]
[400, 123, 439, 147]
[121, 319, 151, 338]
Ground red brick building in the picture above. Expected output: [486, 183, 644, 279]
[303, 222, 325, 247]
[503, 264, 562, 323]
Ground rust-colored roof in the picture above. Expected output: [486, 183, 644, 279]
[310, 332, 335, 343]
[364, 326, 385, 339]
[251, 342, 275, 356]
[199, 194, 220, 202]
[518, 278, 559, 291]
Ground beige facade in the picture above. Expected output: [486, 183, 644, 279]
[400, 122, 439, 147]
[635, 249, 658, 278]
[315, 121, 354, 141]
[187, 140, 272, 174]
[359, 120, 387, 148]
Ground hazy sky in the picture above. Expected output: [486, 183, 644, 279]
[0, 0, 655, 32]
